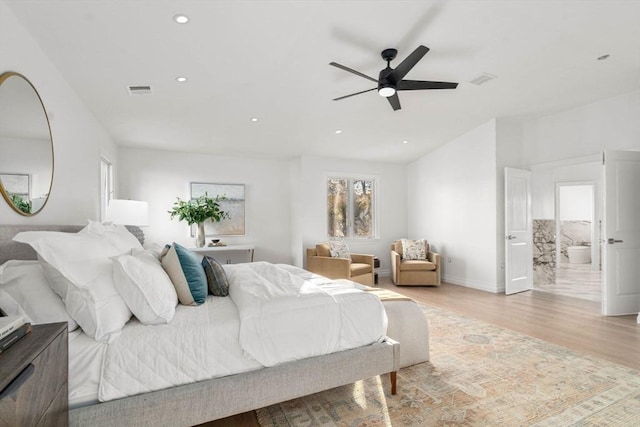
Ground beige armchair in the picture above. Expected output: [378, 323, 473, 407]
[306, 243, 374, 285]
[391, 240, 441, 286]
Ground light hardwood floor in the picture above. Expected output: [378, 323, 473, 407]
[202, 276, 639, 427]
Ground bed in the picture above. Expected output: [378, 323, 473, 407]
[0, 224, 399, 426]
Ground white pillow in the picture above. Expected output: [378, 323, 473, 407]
[112, 250, 177, 325]
[0, 260, 77, 330]
[13, 231, 132, 342]
[79, 220, 143, 253]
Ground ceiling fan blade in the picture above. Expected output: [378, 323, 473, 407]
[397, 80, 458, 90]
[329, 62, 378, 83]
[387, 45, 430, 82]
[387, 93, 401, 111]
[333, 87, 377, 101]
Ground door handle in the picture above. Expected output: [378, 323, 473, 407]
[607, 238, 623, 244]
[506, 235, 517, 240]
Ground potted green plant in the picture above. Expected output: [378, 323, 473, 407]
[10, 194, 31, 214]
[168, 193, 230, 247]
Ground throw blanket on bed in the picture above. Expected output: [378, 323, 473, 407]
[98, 262, 386, 401]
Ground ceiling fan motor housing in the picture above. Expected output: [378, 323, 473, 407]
[378, 69, 396, 97]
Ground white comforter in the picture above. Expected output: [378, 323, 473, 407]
[98, 262, 387, 401]
[226, 262, 387, 366]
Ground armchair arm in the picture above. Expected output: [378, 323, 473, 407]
[391, 250, 401, 283]
[428, 251, 441, 285]
[351, 253, 374, 266]
[306, 255, 351, 279]
[427, 251, 440, 268]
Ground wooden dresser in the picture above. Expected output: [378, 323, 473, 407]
[0, 322, 68, 426]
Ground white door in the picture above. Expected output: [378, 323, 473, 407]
[505, 167, 533, 295]
[602, 150, 640, 316]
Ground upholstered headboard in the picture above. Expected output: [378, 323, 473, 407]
[0, 225, 144, 265]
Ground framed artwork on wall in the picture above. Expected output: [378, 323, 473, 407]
[190, 182, 245, 236]
[0, 173, 29, 198]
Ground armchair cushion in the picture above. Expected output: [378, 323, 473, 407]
[350, 262, 372, 276]
[315, 243, 331, 257]
[400, 260, 437, 272]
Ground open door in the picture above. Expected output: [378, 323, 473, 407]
[602, 150, 640, 316]
[505, 167, 533, 295]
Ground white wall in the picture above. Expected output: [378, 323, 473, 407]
[523, 90, 640, 164]
[407, 120, 501, 292]
[117, 148, 292, 264]
[0, 1, 118, 224]
[294, 155, 407, 275]
[559, 185, 593, 221]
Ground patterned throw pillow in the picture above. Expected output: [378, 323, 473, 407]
[328, 239, 350, 259]
[401, 239, 427, 260]
[201, 255, 230, 297]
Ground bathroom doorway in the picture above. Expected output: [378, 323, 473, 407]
[552, 182, 601, 301]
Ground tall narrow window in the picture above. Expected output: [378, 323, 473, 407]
[100, 157, 113, 221]
[327, 177, 376, 239]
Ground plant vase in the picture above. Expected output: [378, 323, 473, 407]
[195, 222, 206, 248]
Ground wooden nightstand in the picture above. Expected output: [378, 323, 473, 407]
[0, 322, 68, 426]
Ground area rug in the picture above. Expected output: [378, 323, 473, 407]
[256, 304, 640, 426]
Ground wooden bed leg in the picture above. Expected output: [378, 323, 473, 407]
[390, 371, 397, 395]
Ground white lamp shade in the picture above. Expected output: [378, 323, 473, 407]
[106, 199, 149, 226]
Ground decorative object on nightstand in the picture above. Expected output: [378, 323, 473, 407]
[0, 322, 68, 426]
[168, 193, 230, 248]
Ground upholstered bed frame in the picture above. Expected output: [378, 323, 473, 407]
[0, 225, 399, 426]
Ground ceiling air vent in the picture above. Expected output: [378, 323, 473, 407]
[469, 73, 496, 86]
[127, 85, 152, 95]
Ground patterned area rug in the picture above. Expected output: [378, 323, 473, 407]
[256, 304, 640, 426]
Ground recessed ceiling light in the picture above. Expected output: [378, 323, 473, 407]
[176, 76, 187, 83]
[597, 54, 610, 61]
[335, 130, 342, 134]
[402, 140, 408, 144]
[250, 117, 259, 122]
[173, 14, 189, 24]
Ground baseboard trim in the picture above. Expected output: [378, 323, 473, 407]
[443, 274, 503, 294]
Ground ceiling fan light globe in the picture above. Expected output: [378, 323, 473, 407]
[378, 86, 396, 97]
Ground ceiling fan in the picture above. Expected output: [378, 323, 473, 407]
[330, 45, 458, 111]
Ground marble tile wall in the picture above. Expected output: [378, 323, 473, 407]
[560, 220, 591, 263]
[533, 219, 556, 285]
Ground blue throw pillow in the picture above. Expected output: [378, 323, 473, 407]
[160, 243, 207, 305]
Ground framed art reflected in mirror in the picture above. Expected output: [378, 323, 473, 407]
[191, 183, 245, 236]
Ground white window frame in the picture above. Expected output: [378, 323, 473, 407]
[326, 174, 378, 240]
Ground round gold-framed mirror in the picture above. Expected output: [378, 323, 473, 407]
[0, 71, 54, 216]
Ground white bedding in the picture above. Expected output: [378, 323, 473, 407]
[98, 295, 262, 402]
[0, 258, 388, 404]
[226, 262, 387, 366]
[96, 262, 386, 402]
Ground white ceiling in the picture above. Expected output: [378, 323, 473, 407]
[5, 0, 640, 163]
